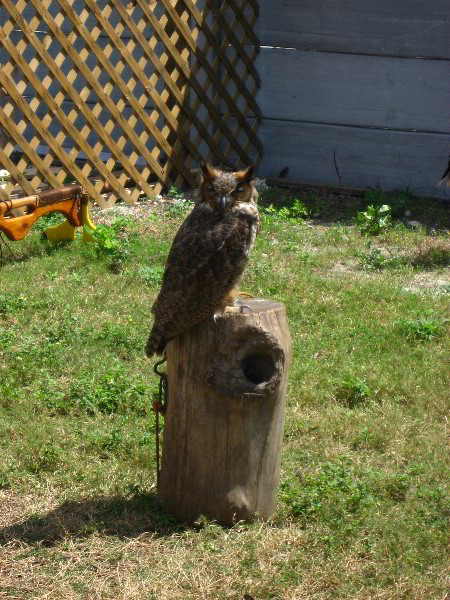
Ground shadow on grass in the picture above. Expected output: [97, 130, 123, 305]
[0, 234, 74, 269]
[0, 492, 187, 546]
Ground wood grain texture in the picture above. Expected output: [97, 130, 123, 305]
[0, 196, 80, 241]
[256, 0, 450, 58]
[256, 48, 450, 133]
[158, 299, 292, 526]
[255, 119, 450, 199]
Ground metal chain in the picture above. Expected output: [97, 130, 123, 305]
[153, 354, 167, 488]
[0, 232, 17, 262]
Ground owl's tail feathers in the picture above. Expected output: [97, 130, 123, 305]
[146, 326, 167, 358]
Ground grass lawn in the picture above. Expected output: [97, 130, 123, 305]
[0, 186, 449, 599]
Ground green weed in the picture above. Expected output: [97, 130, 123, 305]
[0, 291, 27, 314]
[26, 444, 62, 475]
[397, 314, 448, 341]
[261, 198, 309, 223]
[280, 457, 374, 525]
[166, 199, 193, 216]
[167, 185, 185, 199]
[356, 203, 392, 235]
[382, 473, 411, 502]
[138, 264, 165, 285]
[31, 211, 66, 232]
[92, 224, 127, 261]
[65, 368, 149, 416]
[94, 322, 139, 354]
[358, 247, 388, 270]
[351, 427, 387, 452]
[335, 376, 371, 408]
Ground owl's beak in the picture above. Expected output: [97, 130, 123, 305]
[218, 196, 230, 211]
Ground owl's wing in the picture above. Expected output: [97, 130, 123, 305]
[151, 209, 248, 338]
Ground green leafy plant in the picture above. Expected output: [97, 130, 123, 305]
[166, 199, 192, 217]
[280, 458, 373, 524]
[91, 222, 129, 269]
[351, 427, 387, 452]
[167, 185, 184, 199]
[66, 368, 149, 415]
[383, 473, 411, 502]
[26, 444, 61, 474]
[32, 212, 66, 232]
[138, 264, 165, 285]
[262, 199, 309, 222]
[92, 225, 121, 257]
[290, 198, 309, 219]
[84, 427, 129, 458]
[0, 327, 14, 348]
[397, 314, 448, 341]
[358, 246, 388, 270]
[0, 292, 27, 315]
[335, 376, 371, 408]
[356, 204, 392, 235]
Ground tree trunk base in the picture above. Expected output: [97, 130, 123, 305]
[158, 299, 292, 526]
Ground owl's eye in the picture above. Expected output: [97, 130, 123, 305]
[207, 184, 214, 192]
[233, 186, 245, 195]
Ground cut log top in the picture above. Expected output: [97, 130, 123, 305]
[167, 297, 292, 400]
[222, 298, 284, 313]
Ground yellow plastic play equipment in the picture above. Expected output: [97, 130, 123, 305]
[44, 199, 96, 242]
[0, 185, 96, 242]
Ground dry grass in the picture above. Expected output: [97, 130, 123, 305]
[410, 237, 450, 268]
[2, 485, 444, 600]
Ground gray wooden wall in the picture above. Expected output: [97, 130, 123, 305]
[254, 0, 450, 199]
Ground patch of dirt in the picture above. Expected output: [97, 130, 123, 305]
[90, 194, 195, 226]
[402, 272, 450, 296]
[319, 259, 450, 296]
[319, 260, 375, 281]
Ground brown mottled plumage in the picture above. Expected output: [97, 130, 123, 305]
[146, 163, 259, 358]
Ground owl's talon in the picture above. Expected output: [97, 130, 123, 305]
[235, 299, 252, 313]
[222, 300, 253, 315]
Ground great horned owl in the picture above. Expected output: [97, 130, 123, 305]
[146, 163, 259, 358]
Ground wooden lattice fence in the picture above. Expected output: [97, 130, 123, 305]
[0, 0, 261, 208]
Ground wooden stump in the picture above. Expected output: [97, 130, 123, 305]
[158, 299, 292, 526]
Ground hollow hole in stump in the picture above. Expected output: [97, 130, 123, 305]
[241, 353, 277, 385]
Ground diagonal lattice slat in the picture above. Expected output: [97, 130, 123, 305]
[0, 0, 261, 208]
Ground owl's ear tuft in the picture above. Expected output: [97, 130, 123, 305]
[200, 162, 214, 180]
[238, 165, 255, 182]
